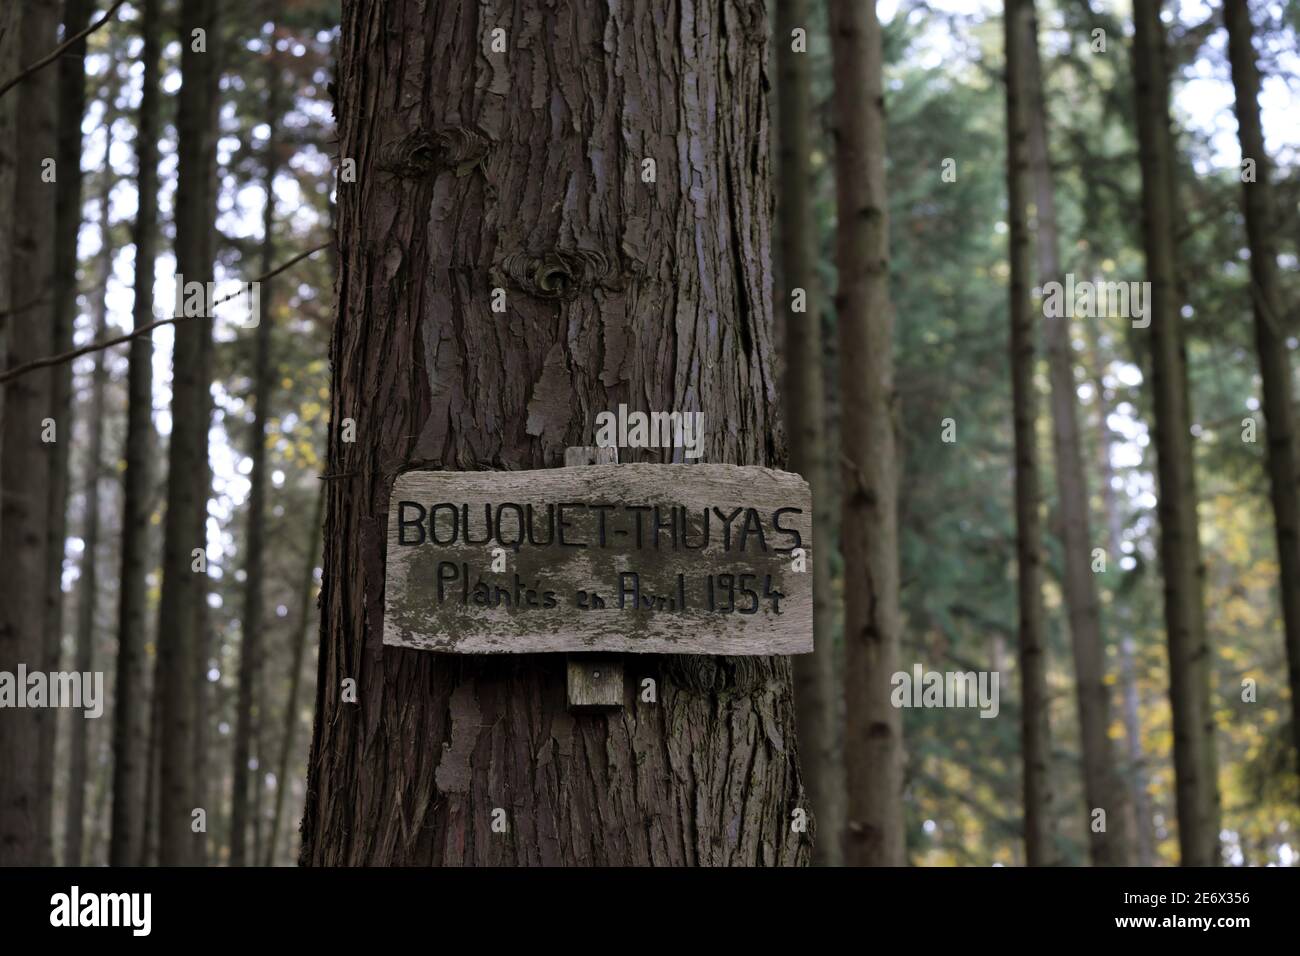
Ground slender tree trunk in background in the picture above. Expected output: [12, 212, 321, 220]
[269, 200, 337, 866]
[211, 639, 230, 859]
[1021, 0, 1129, 866]
[0, 0, 58, 867]
[155, 0, 218, 866]
[90, 739, 113, 864]
[140, 659, 161, 864]
[266, 487, 324, 867]
[1004, 0, 1055, 867]
[301, 0, 806, 867]
[231, 66, 280, 866]
[1085, 320, 1156, 867]
[190, 9, 223, 868]
[252, 671, 265, 863]
[40, 0, 94, 866]
[1225, 0, 1300, 790]
[829, 0, 904, 868]
[1130, 0, 1220, 866]
[111, 0, 160, 867]
[193, 577, 211, 865]
[776, 0, 843, 868]
[66, 144, 115, 867]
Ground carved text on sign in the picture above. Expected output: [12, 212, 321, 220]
[382, 464, 813, 655]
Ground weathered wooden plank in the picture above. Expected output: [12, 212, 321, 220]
[382, 463, 814, 655]
[563, 447, 623, 710]
[565, 656, 625, 710]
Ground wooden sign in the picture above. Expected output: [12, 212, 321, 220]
[382, 464, 813, 655]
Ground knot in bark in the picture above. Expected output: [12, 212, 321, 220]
[664, 655, 766, 696]
[665, 655, 720, 693]
[378, 125, 491, 178]
[434, 126, 491, 176]
[378, 129, 440, 177]
[501, 249, 609, 301]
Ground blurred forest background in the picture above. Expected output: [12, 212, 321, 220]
[0, 0, 1297, 866]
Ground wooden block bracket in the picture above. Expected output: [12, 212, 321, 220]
[563, 445, 624, 711]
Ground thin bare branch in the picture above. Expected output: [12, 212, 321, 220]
[0, 0, 128, 101]
[0, 241, 329, 385]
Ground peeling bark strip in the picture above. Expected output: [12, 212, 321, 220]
[383, 465, 813, 655]
[301, 0, 808, 866]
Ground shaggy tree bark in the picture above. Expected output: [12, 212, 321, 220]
[776, 0, 843, 867]
[1004, 0, 1056, 867]
[829, 0, 904, 868]
[1021, 0, 1130, 865]
[0, 0, 17, 445]
[300, 0, 808, 867]
[1225, 0, 1300, 790]
[0, 0, 58, 867]
[1130, 0, 1220, 866]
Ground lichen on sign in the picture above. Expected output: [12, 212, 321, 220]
[382, 464, 814, 655]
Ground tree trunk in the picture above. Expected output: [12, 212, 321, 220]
[66, 125, 116, 867]
[1224, 0, 1300, 791]
[190, 6, 223, 868]
[0, 0, 58, 867]
[193, 567, 212, 865]
[0, 0, 19, 453]
[155, 0, 218, 865]
[252, 668, 266, 863]
[1021, 0, 1130, 866]
[231, 61, 280, 866]
[776, 0, 843, 868]
[300, 0, 807, 867]
[1129, 0, 1220, 866]
[1084, 318, 1156, 867]
[266, 488, 324, 866]
[40, 0, 93, 866]
[110, 0, 160, 867]
[139, 662, 162, 864]
[829, 0, 904, 868]
[1004, 0, 1056, 867]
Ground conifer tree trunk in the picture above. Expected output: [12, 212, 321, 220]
[301, 0, 807, 867]
[777, 0, 843, 867]
[39, 0, 94, 865]
[1224, 0, 1300, 790]
[0, 0, 17, 445]
[1021, 0, 1130, 865]
[230, 58, 280, 869]
[66, 135, 116, 867]
[1130, 0, 1220, 866]
[0, 0, 59, 867]
[193, 572, 212, 865]
[110, 0, 161, 867]
[189, 11, 222, 864]
[266, 488, 324, 866]
[155, 0, 218, 865]
[1004, 0, 1056, 867]
[829, 0, 904, 867]
[1085, 320, 1156, 867]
